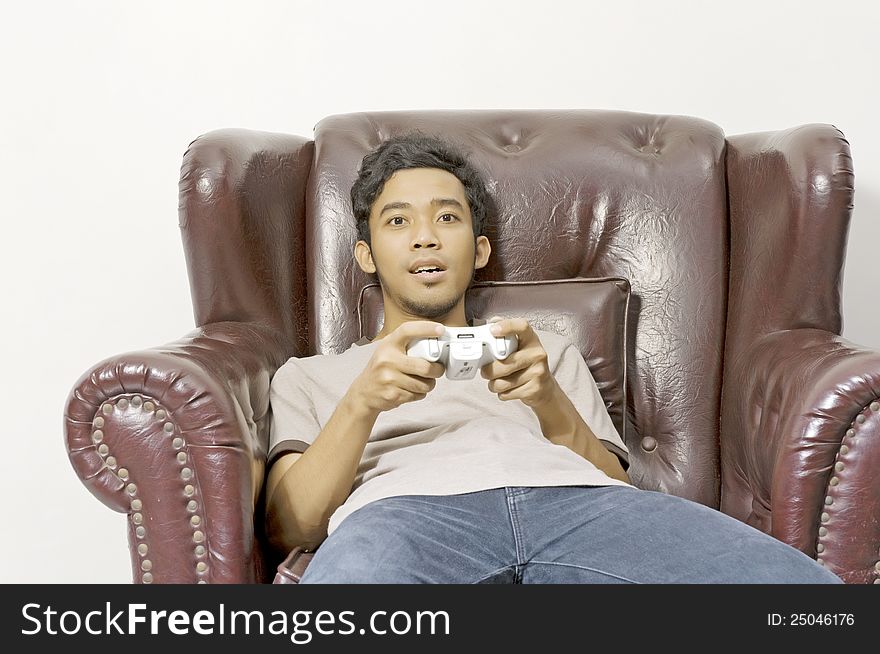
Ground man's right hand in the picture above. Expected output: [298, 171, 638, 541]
[348, 321, 447, 414]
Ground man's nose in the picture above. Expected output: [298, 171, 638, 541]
[411, 221, 439, 248]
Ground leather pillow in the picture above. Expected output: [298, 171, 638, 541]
[357, 277, 631, 441]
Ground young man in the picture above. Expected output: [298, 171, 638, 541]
[264, 133, 842, 584]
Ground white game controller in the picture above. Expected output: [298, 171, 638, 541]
[406, 324, 519, 380]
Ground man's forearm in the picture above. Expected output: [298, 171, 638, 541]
[530, 381, 631, 484]
[265, 391, 379, 552]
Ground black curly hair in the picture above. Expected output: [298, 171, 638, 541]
[350, 131, 491, 247]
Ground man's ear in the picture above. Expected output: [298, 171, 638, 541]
[354, 240, 376, 274]
[474, 235, 491, 270]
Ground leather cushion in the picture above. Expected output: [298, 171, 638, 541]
[357, 277, 631, 441]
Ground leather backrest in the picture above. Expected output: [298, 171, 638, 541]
[305, 109, 729, 506]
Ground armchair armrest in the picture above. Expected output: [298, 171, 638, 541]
[64, 321, 293, 584]
[721, 328, 880, 584]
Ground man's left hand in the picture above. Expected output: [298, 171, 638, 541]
[481, 316, 559, 408]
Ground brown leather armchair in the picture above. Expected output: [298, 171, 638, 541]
[64, 110, 880, 584]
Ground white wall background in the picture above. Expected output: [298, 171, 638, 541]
[1, 0, 876, 583]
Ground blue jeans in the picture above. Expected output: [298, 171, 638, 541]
[298, 485, 843, 584]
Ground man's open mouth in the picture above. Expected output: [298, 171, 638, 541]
[410, 266, 448, 281]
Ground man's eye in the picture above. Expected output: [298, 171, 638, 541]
[388, 214, 457, 225]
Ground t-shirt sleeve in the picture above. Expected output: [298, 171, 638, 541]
[267, 359, 322, 469]
[551, 339, 630, 471]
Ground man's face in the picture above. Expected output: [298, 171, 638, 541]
[354, 167, 491, 321]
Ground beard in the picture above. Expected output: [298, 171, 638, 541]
[398, 291, 461, 319]
[374, 263, 471, 320]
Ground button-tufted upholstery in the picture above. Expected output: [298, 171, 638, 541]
[64, 110, 879, 584]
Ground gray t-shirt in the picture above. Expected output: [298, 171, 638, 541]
[268, 318, 632, 537]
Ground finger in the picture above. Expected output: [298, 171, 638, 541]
[488, 316, 527, 336]
[398, 354, 445, 379]
[481, 350, 530, 380]
[487, 366, 530, 394]
[392, 320, 445, 348]
[392, 369, 436, 395]
[497, 375, 540, 402]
